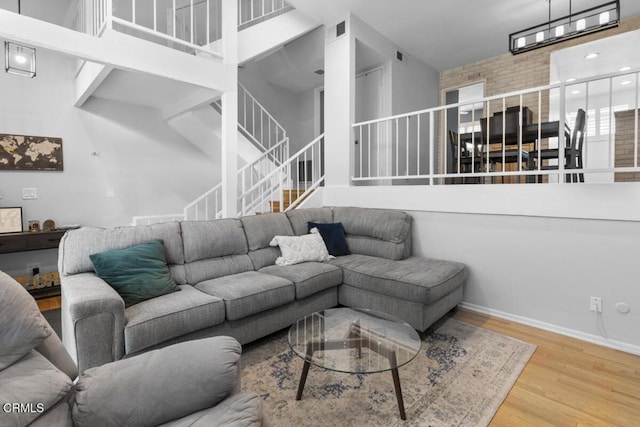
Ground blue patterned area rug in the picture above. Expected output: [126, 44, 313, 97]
[241, 316, 536, 427]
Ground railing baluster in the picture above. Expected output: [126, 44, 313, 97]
[206, 0, 210, 45]
[406, 117, 409, 176]
[132, 0, 136, 24]
[190, 0, 194, 44]
[173, 0, 176, 38]
[632, 73, 640, 168]
[416, 115, 420, 175]
[395, 118, 399, 176]
[153, 0, 157, 31]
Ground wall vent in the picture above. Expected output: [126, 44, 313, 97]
[336, 21, 346, 37]
[396, 50, 404, 62]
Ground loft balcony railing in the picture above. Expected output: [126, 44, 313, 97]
[72, 0, 224, 58]
[352, 69, 640, 185]
[238, 0, 292, 29]
[72, 0, 294, 58]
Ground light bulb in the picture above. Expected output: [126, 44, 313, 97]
[14, 54, 27, 64]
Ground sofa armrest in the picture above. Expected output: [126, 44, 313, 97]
[72, 336, 242, 427]
[61, 273, 125, 374]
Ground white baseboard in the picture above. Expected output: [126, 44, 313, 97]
[459, 302, 640, 356]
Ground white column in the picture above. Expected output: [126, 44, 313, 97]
[324, 15, 355, 187]
[221, 0, 238, 217]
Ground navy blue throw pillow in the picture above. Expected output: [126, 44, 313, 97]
[308, 222, 350, 256]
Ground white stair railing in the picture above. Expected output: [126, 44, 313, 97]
[238, 134, 324, 216]
[238, 83, 287, 153]
[183, 182, 224, 221]
[238, 0, 293, 28]
[72, 0, 223, 57]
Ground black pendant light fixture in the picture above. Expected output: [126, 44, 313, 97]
[4, 0, 36, 78]
[509, 0, 619, 54]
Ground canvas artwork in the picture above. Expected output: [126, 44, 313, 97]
[0, 207, 22, 233]
[0, 134, 63, 171]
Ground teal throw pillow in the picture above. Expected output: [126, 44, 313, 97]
[89, 239, 179, 307]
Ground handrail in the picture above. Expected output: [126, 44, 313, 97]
[237, 137, 288, 176]
[239, 134, 324, 199]
[238, 83, 287, 154]
[183, 182, 223, 220]
[352, 68, 640, 185]
[354, 67, 640, 128]
[238, 0, 291, 27]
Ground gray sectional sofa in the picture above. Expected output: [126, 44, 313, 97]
[59, 207, 468, 373]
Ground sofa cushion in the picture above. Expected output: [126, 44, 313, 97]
[329, 254, 467, 305]
[332, 207, 411, 260]
[269, 232, 332, 266]
[73, 337, 242, 427]
[260, 262, 343, 299]
[241, 213, 293, 269]
[308, 222, 350, 256]
[286, 207, 333, 236]
[59, 222, 186, 284]
[0, 350, 73, 426]
[124, 285, 225, 354]
[90, 240, 180, 308]
[185, 255, 255, 285]
[0, 271, 51, 370]
[195, 271, 294, 321]
[181, 219, 248, 263]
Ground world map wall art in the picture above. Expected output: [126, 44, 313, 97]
[0, 134, 63, 171]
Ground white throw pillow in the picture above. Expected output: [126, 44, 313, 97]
[269, 229, 333, 266]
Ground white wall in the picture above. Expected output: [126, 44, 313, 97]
[0, 50, 218, 275]
[322, 184, 640, 354]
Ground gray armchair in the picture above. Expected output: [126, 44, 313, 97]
[0, 271, 267, 427]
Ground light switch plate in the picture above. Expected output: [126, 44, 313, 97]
[22, 188, 37, 199]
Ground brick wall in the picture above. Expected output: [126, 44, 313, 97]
[614, 110, 640, 182]
[439, 16, 640, 182]
[440, 16, 640, 101]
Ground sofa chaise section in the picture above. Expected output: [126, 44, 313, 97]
[329, 206, 467, 331]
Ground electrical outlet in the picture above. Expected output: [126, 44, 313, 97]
[22, 188, 37, 199]
[590, 296, 602, 313]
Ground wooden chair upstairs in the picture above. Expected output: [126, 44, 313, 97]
[527, 108, 586, 183]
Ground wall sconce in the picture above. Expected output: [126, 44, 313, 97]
[4, 0, 36, 78]
[5, 41, 36, 78]
[509, 0, 619, 55]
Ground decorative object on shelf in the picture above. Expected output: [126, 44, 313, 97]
[28, 220, 40, 232]
[0, 134, 63, 171]
[31, 267, 41, 289]
[0, 207, 22, 233]
[4, 1, 36, 78]
[42, 219, 56, 231]
[509, 0, 619, 55]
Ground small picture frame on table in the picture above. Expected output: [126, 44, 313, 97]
[28, 220, 40, 232]
[0, 207, 23, 233]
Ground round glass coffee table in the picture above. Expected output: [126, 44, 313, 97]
[288, 308, 422, 420]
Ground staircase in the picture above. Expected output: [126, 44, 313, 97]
[64, 0, 321, 224]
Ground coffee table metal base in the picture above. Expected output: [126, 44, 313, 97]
[294, 322, 407, 420]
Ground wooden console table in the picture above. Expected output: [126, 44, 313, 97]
[0, 230, 66, 299]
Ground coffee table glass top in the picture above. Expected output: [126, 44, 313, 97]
[288, 308, 422, 374]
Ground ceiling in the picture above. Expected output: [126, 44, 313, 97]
[288, 0, 640, 72]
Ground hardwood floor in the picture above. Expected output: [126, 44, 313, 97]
[454, 308, 640, 427]
[36, 299, 637, 425]
[36, 296, 61, 312]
